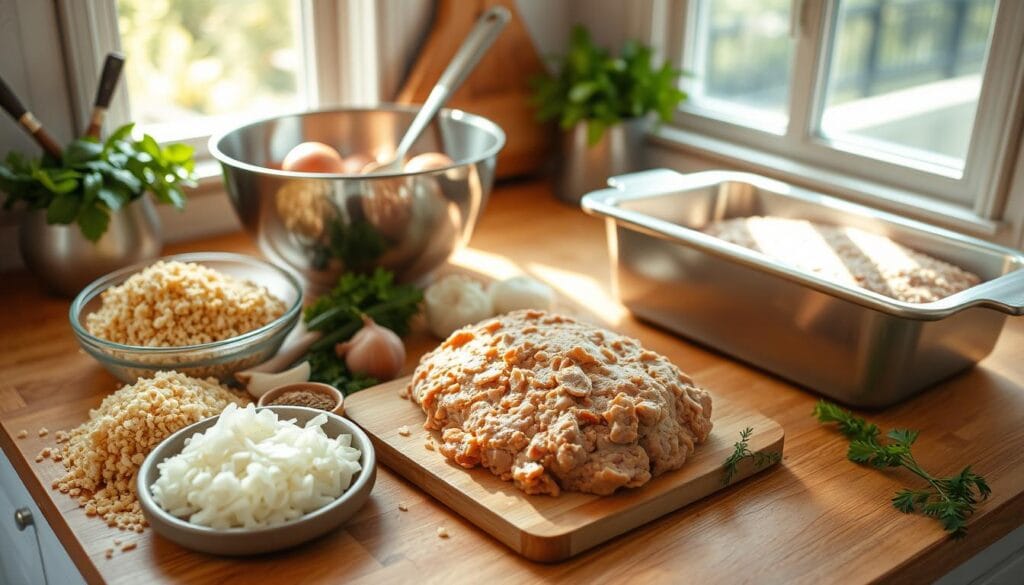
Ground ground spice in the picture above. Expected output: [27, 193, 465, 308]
[267, 390, 337, 410]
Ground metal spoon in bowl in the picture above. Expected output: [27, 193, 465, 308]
[364, 5, 511, 174]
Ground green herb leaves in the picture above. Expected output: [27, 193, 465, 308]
[303, 269, 422, 394]
[814, 400, 991, 538]
[0, 123, 197, 241]
[532, 25, 687, 145]
[722, 427, 781, 485]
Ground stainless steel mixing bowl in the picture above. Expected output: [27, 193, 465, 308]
[210, 105, 505, 289]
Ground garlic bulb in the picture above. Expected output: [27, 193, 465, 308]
[335, 315, 406, 381]
[243, 361, 311, 399]
[424, 274, 492, 338]
[489, 276, 555, 314]
[235, 322, 321, 385]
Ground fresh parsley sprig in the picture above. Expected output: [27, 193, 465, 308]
[722, 427, 781, 485]
[302, 268, 422, 394]
[531, 25, 687, 145]
[0, 123, 196, 241]
[814, 401, 990, 539]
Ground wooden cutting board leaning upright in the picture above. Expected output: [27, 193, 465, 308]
[397, 0, 553, 178]
[345, 377, 785, 562]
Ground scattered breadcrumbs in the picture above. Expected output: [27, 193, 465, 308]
[104, 549, 113, 559]
[424, 441, 435, 451]
[40, 448, 51, 459]
[17, 429, 27, 439]
[55, 430, 68, 443]
[121, 542, 137, 552]
[34, 454, 43, 463]
[113, 538, 122, 546]
[38, 427, 48, 437]
[398, 503, 409, 512]
[436, 527, 449, 538]
[51, 371, 245, 532]
[398, 425, 410, 437]
[85, 260, 286, 347]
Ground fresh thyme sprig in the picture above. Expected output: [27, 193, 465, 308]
[722, 427, 781, 485]
[814, 401, 991, 539]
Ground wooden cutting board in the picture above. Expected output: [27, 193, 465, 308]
[344, 377, 784, 562]
[397, 0, 553, 178]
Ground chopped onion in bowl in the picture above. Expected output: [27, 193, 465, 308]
[150, 403, 362, 529]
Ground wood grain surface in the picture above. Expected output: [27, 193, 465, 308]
[345, 378, 783, 562]
[1, 180, 1023, 585]
[397, 0, 553, 178]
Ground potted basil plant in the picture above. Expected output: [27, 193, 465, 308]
[0, 123, 196, 296]
[532, 26, 687, 204]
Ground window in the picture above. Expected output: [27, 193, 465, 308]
[683, 0, 795, 130]
[115, 0, 307, 144]
[56, 0, 385, 163]
[818, 0, 996, 171]
[665, 0, 1024, 226]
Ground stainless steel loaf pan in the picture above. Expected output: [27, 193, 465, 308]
[582, 169, 1024, 407]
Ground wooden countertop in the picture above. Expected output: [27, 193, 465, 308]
[2, 180, 1023, 584]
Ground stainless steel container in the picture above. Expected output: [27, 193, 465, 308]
[582, 169, 1024, 407]
[555, 117, 648, 206]
[210, 106, 505, 290]
[19, 196, 162, 297]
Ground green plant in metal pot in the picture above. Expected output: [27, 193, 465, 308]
[0, 123, 196, 241]
[531, 25, 687, 146]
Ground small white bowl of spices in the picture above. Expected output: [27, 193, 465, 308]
[258, 382, 345, 415]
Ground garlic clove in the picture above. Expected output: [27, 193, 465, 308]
[489, 275, 555, 315]
[245, 361, 312, 399]
[336, 315, 406, 381]
[235, 323, 321, 384]
[424, 274, 492, 339]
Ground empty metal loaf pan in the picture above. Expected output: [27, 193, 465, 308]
[582, 169, 1024, 407]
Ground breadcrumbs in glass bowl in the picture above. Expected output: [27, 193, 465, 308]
[70, 252, 303, 384]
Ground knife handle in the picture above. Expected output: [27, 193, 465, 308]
[85, 52, 125, 139]
[0, 75, 63, 159]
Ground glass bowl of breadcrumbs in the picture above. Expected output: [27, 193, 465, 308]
[70, 252, 303, 383]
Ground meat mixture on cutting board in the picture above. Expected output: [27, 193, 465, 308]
[403, 310, 714, 496]
[704, 216, 980, 303]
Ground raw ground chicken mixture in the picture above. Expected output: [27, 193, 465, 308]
[404, 310, 714, 496]
[85, 260, 286, 346]
[704, 216, 981, 303]
[44, 371, 245, 531]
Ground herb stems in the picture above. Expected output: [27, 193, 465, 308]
[814, 401, 990, 539]
[721, 427, 781, 485]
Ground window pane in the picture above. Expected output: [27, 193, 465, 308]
[116, 0, 306, 141]
[684, 0, 795, 128]
[819, 0, 997, 171]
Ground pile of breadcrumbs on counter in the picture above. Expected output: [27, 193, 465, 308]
[40, 371, 246, 532]
[85, 260, 287, 347]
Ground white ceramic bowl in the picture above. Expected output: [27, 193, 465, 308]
[136, 406, 376, 555]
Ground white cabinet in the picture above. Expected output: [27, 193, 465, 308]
[0, 450, 85, 585]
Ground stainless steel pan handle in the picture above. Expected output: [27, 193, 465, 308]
[966, 269, 1024, 316]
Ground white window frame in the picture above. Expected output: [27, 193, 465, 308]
[651, 0, 1024, 238]
[56, 0, 385, 170]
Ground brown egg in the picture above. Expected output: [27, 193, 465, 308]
[282, 142, 345, 173]
[341, 153, 374, 175]
[404, 152, 455, 173]
[360, 160, 386, 175]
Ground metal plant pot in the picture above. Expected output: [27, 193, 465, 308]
[19, 196, 162, 297]
[555, 116, 649, 206]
